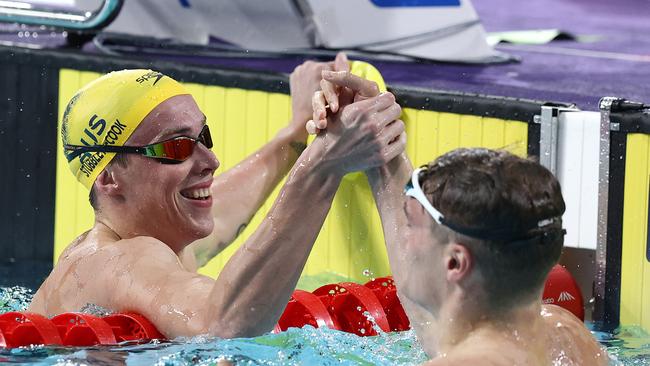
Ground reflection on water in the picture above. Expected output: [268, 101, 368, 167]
[594, 326, 650, 366]
[0, 286, 645, 365]
[0, 285, 32, 313]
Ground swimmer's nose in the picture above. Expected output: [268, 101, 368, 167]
[196, 142, 220, 175]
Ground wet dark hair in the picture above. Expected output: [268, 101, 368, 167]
[420, 148, 566, 310]
[89, 153, 129, 210]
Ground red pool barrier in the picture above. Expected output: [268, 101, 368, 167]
[0, 312, 163, 348]
[0, 312, 62, 348]
[52, 313, 117, 346]
[313, 282, 390, 336]
[0, 264, 585, 347]
[277, 289, 339, 332]
[103, 313, 164, 342]
[364, 277, 410, 332]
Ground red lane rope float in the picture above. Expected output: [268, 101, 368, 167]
[52, 313, 117, 346]
[0, 312, 62, 348]
[364, 277, 410, 332]
[0, 312, 163, 348]
[103, 313, 164, 342]
[313, 282, 390, 336]
[277, 289, 339, 332]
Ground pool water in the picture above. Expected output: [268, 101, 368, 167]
[0, 286, 645, 365]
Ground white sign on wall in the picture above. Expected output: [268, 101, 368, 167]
[556, 111, 601, 250]
[104, 0, 502, 63]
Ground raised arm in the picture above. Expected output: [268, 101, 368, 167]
[186, 59, 345, 268]
[309, 70, 413, 280]
[313, 71, 437, 342]
[365, 154, 412, 284]
[106, 91, 405, 339]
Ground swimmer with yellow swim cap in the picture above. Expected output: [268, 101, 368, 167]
[311, 70, 608, 364]
[29, 53, 407, 339]
[61, 70, 190, 190]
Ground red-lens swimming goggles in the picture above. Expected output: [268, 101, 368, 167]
[65, 124, 213, 164]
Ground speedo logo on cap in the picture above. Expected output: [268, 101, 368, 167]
[136, 71, 164, 85]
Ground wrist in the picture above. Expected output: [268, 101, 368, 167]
[366, 166, 382, 187]
[300, 138, 346, 181]
[366, 154, 412, 191]
[286, 144, 343, 196]
[366, 166, 391, 194]
[274, 124, 308, 158]
[287, 116, 310, 142]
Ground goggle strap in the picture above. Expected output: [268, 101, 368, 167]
[64, 124, 212, 162]
[406, 167, 565, 242]
[64, 144, 147, 161]
[406, 168, 446, 225]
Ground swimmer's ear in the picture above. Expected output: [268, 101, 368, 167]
[94, 169, 121, 197]
[445, 243, 472, 283]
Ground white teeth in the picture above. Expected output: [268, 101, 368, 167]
[183, 188, 211, 199]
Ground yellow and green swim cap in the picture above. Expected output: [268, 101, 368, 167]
[61, 69, 188, 189]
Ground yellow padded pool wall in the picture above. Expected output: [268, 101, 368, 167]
[620, 133, 650, 330]
[54, 69, 529, 284]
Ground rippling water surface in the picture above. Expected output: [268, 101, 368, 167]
[1, 286, 646, 365]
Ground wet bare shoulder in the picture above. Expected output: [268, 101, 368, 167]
[107, 236, 183, 267]
[542, 304, 609, 366]
[93, 236, 186, 292]
[83, 236, 183, 289]
[94, 237, 215, 336]
[56, 231, 93, 261]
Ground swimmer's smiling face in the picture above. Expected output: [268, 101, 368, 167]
[114, 94, 219, 251]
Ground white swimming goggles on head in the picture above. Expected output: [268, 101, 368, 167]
[403, 167, 565, 242]
[404, 167, 446, 225]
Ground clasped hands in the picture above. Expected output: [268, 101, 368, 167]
[306, 53, 406, 173]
